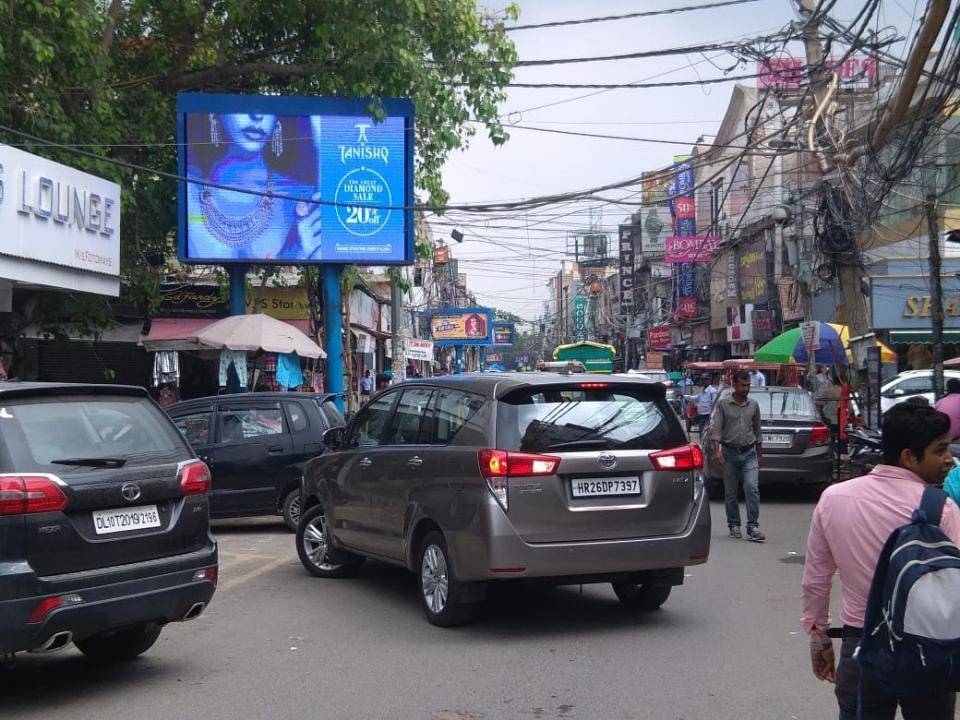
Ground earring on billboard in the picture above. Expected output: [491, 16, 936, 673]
[209, 114, 221, 147]
[271, 121, 284, 157]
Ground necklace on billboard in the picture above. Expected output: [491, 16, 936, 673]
[200, 181, 275, 248]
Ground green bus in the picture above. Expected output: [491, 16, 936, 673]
[552, 341, 617, 374]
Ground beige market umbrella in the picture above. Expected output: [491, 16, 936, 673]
[193, 313, 325, 358]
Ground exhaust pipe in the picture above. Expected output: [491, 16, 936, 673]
[30, 631, 73, 654]
[181, 602, 205, 621]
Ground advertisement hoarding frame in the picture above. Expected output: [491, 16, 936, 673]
[429, 307, 494, 346]
[176, 93, 415, 266]
[491, 321, 516, 347]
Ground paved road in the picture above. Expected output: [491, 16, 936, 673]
[2, 493, 841, 720]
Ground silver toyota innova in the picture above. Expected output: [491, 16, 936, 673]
[296, 373, 710, 626]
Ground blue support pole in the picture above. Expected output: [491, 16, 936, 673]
[226, 265, 247, 393]
[455, 345, 463, 375]
[323, 265, 345, 414]
[227, 265, 247, 316]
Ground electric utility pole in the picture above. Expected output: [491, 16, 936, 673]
[390, 273, 404, 383]
[927, 194, 945, 400]
[798, 0, 951, 345]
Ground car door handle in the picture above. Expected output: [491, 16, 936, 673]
[268, 445, 284, 454]
[359, 457, 373, 469]
[406, 456, 423, 468]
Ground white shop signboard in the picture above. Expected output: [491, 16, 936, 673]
[0, 144, 121, 296]
[405, 338, 434, 362]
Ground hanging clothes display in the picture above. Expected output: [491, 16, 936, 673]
[152, 351, 180, 387]
[218, 350, 248, 388]
[276, 353, 303, 390]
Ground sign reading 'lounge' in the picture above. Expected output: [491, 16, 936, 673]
[0, 144, 121, 295]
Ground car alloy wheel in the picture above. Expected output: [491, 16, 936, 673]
[421, 544, 449, 615]
[301, 513, 340, 573]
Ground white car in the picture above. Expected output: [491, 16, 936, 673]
[880, 369, 960, 413]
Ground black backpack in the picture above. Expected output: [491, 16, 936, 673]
[858, 486, 960, 697]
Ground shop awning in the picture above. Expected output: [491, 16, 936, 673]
[20, 321, 146, 343]
[888, 330, 960, 345]
[142, 318, 313, 352]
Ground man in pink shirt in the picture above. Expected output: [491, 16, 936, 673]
[801, 402, 960, 719]
[934, 377, 960, 440]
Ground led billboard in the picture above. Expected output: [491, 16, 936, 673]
[177, 94, 414, 265]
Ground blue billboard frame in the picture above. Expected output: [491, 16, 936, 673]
[176, 93, 415, 266]
[429, 307, 494, 346]
[491, 321, 516, 347]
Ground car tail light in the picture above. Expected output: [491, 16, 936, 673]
[478, 450, 561, 511]
[809, 425, 831, 446]
[27, 596, 63, 624]
[26, 593, 83, 624]
[0, 475, 67, 516]
[663, 380, 674, 388]
[179, 460, 211, 495]
[580, 383, 609, 390]
[650, 444, 704, 471]
[194, 567, 218, 585]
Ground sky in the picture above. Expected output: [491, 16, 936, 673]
[434, 0, 920, 320]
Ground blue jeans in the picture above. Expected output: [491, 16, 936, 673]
[722, 446, 760, 529]
[697, 414, 710, 435]
[835, 637, 955, 719]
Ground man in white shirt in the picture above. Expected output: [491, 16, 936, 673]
[749, 368, 766, 387]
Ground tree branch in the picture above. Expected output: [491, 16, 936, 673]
[166, 0, 217, 86]
[216, 0, 250, 66]
[100, 0, 124, 56]
[172, 62, 319, 89]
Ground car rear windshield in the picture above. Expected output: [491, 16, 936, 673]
[496, 384, 686, 452]
[0, 395, 189, 472]
[753, 390, 817, 419]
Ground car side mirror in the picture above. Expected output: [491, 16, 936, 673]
[323, 426, 345, 449]
[892, 388, 906, 397]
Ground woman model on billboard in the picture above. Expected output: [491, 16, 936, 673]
[186, 113, 323, 261]
[465, 314, 486, 338]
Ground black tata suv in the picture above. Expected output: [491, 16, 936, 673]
[0, 383, 217, 662]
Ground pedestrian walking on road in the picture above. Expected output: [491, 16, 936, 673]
[801, 402, 960, 720]
[709, 369, 765, 542]
[684, 372, 721, 436]
[934, 377, 960, 440]
[360, 369, 374, 397]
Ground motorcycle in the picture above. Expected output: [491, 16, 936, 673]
[845, 426, 883, 478]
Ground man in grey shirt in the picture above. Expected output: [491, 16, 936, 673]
[710, 369, 765, 542]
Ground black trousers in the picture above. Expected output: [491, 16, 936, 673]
[835, 637, 956, 720]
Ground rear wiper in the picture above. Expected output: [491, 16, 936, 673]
[50, 457, 128, 468]
[545, 440, 613, 450]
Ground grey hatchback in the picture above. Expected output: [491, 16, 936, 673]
[296, 374, 711, 626]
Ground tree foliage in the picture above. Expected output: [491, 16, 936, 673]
[0, 0, 517, 334]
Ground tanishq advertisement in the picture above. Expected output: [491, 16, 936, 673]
[178, 95, 413, 265]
